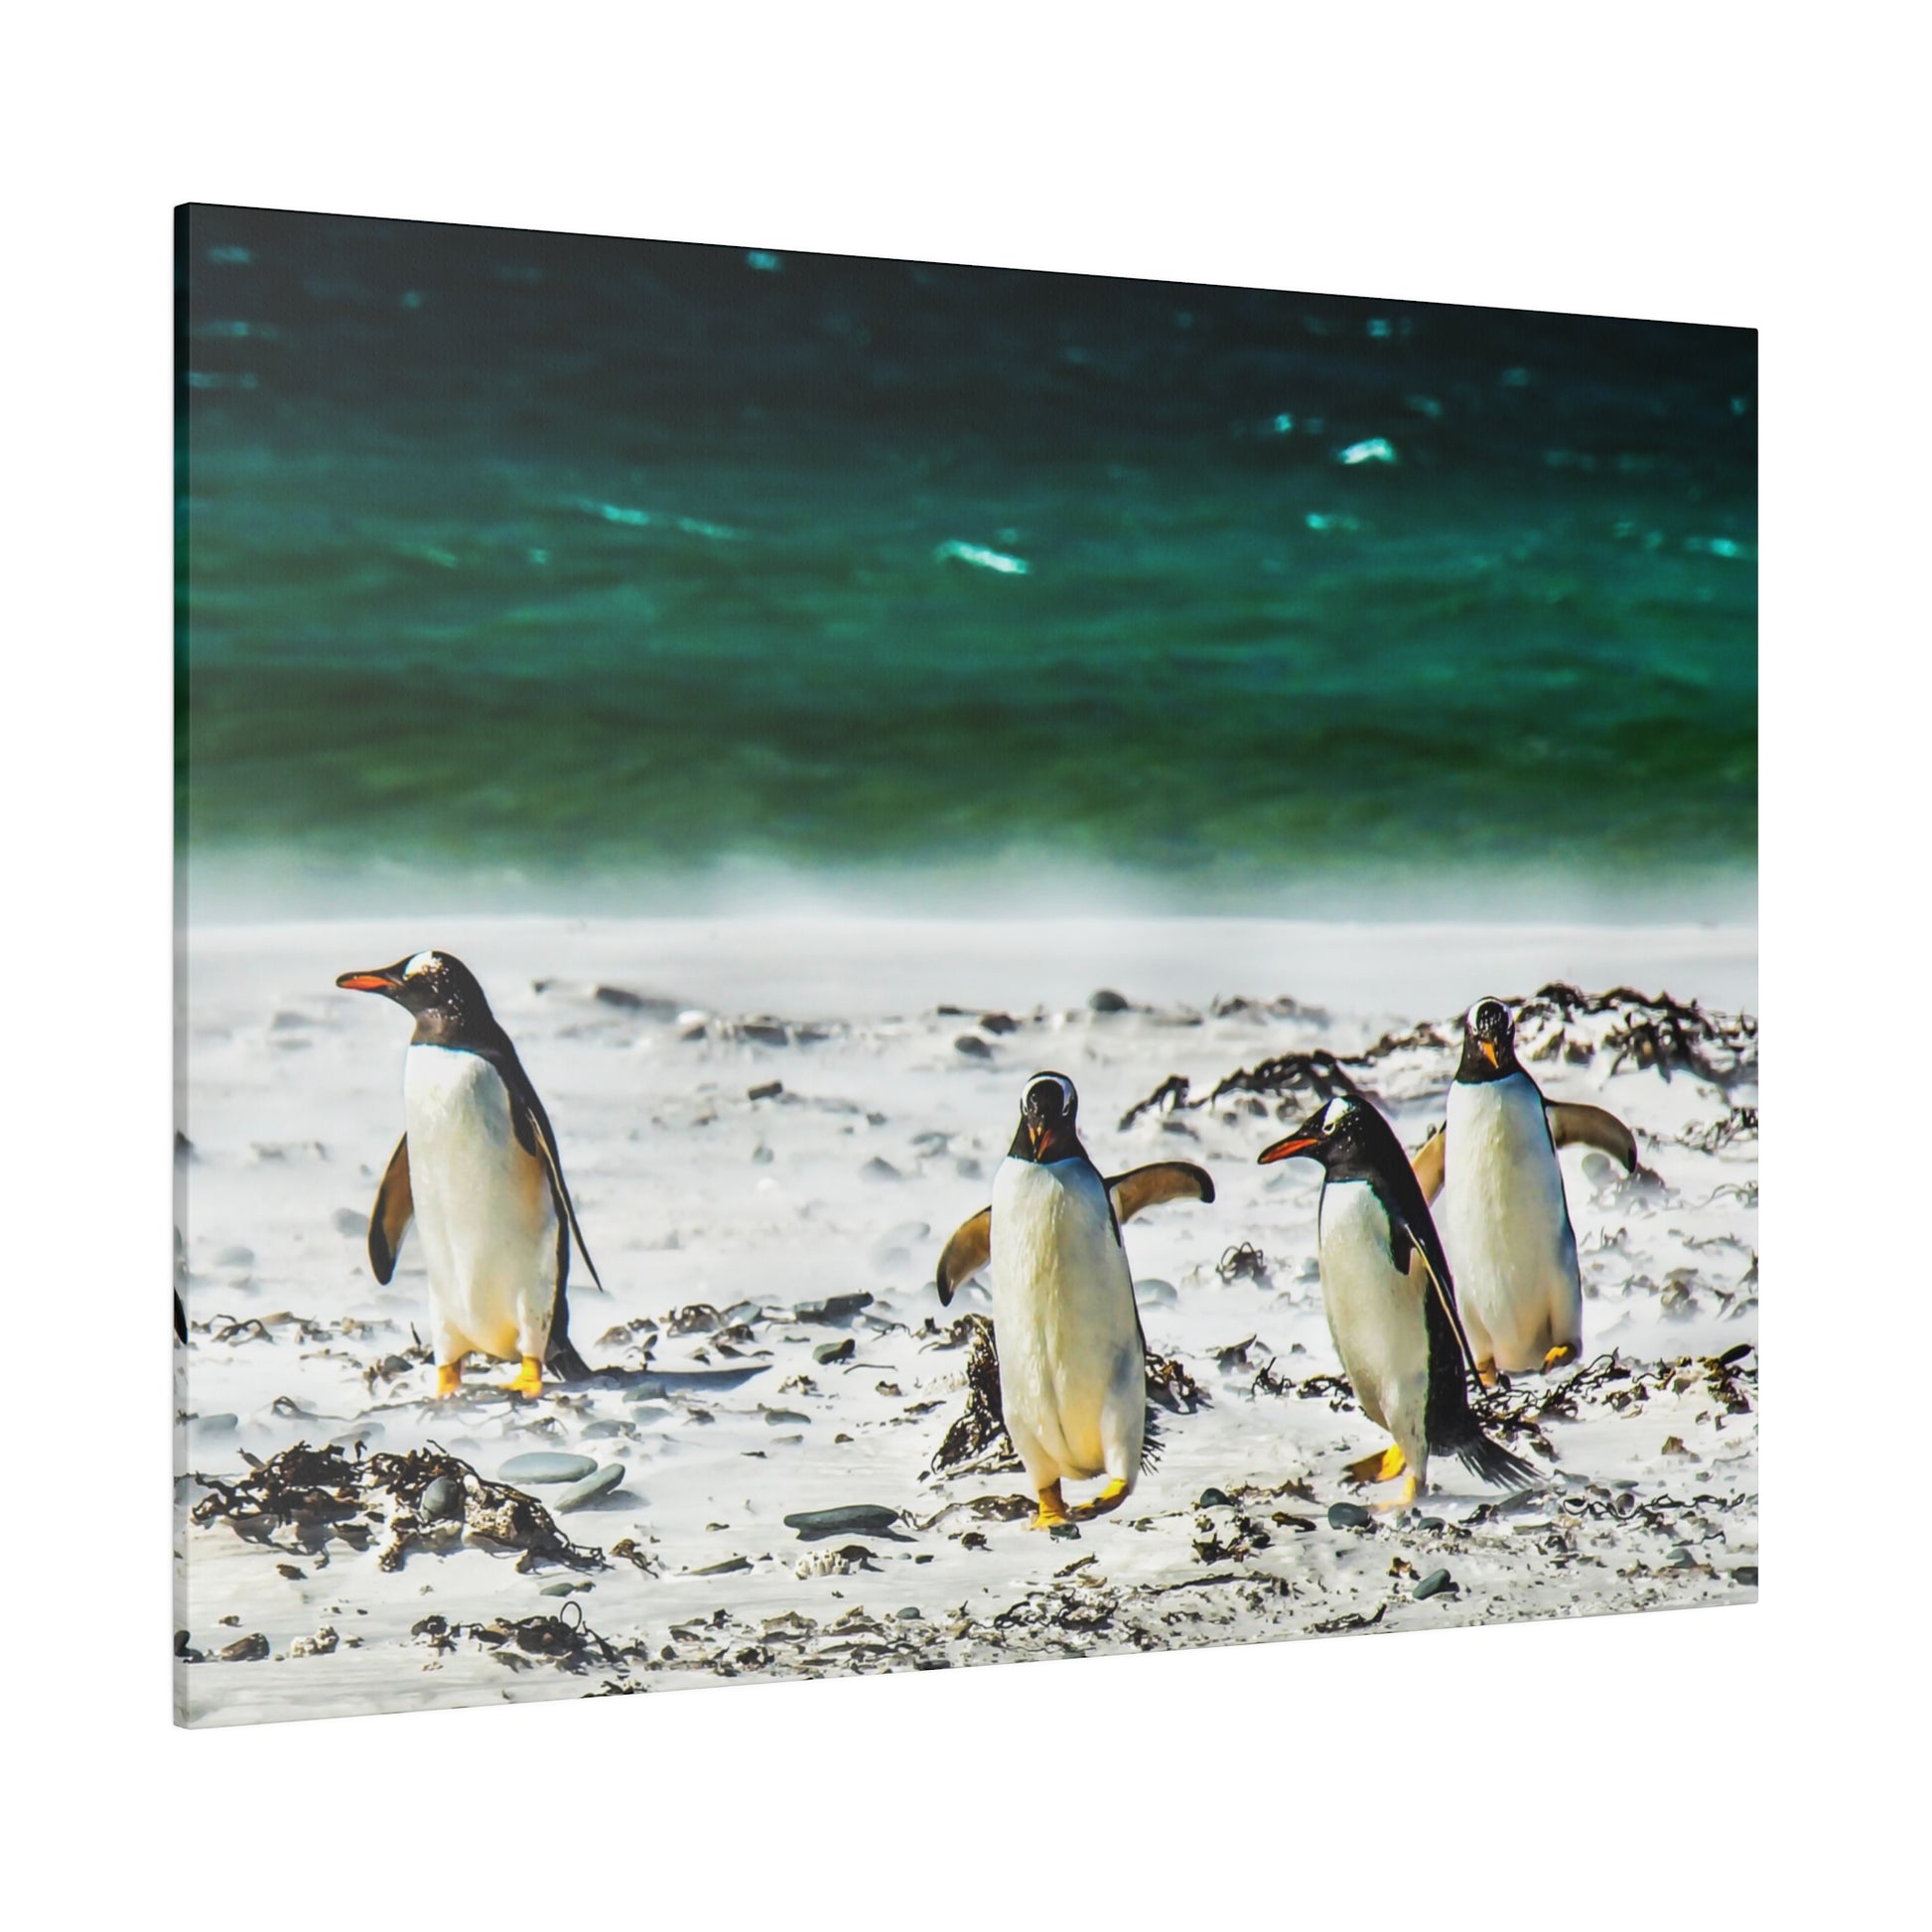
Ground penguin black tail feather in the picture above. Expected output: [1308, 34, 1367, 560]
[545, 1335, 594, 1384]
[1447, 1424, 1540, 1492]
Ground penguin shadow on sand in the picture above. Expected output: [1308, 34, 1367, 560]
[934, 1071, 1214, 1531]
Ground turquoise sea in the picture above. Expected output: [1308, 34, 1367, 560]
[178, 207, 1755, 921]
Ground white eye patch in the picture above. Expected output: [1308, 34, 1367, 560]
[404, 951, 440, 978]
[1320, 1096, 1353, 1133]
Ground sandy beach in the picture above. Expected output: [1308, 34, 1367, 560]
[175, 916, 1757, 1726]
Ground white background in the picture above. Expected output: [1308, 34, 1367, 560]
[5, 3, 1916, 1921]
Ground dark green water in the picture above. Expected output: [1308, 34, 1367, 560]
[178, 207, 1755, 919]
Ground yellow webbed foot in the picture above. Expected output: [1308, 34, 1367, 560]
[1373, 1471, 1423, 1514]
[1475, 1358, 1499, 1390]
[1542, 1343, 1580, 1373]
[434, 1361, 463, 1400]
[1029, 1481, 1071, 1530]
[1343, 1445, 1407, 1487]
[1072, 1477, 1132, 1521]
[499, 1355, 543, 1398]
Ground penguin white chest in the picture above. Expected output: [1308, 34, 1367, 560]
[403, 1045, 557, 1361]
[1317, 1179, 1430, 1447]
[991, 1159, 1143, 1483]
[1442, 1073, 1579, 1366]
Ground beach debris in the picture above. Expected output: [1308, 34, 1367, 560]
[813, 1337, 855, 1365]
[216, 1632, 271, 1662]
[363, 1445, 607, 1574]
[1089, 989, 1131, 1014]
[980, 1012, 1020, 1034]
[412, 1599, 625, 1675]
[794, 1292, 874, 1325]
[1327, 1502, 1371, 1530]
[953, 1035, 993, 1059]
[497, 1451, 597, 1485]
[1216, 1243, 1272, 1286]
[748, 1080, 784, 1101]
[288, 1625, 340, 1657]
[1412, 1569, 1455, 1600]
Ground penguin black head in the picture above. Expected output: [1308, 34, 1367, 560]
[1010, 1070, 1081, 1164]
[336, 949, 496, 1040]
[1255, 1093, 1380, 1173]
[1457, 997, 1519, 1082]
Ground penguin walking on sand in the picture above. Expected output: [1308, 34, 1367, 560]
[1413, 998, 1638, 1382]
[935, 1071, 1214, 1529]
[337, 950, 598, 1399]
[1259, 1092, 1535, 1510]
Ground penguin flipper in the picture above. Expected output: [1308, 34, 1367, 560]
[1546, 1100, 1638, 1173]
[368, 1136, 413, 1284]
[1410, 1126, 1447, 1203]
[1106, 1162, 1215, 1222]
[504, 1080, 605, 1293]
[935, 1207, 992, 1307]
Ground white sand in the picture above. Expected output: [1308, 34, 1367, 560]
[175, 917, 1758, 1725]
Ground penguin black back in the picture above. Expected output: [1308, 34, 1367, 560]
[1260, 1094, 1536, 1489]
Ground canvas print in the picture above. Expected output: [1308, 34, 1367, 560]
[175, 206, 1757, 1725]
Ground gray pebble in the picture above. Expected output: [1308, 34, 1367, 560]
[332, 1208, 365, 1237]
[1048, 1522, 1082, 1541]
[498, 1451, 597, 1485]
[897, 1606, 924, 1620]
[582, 1419, 630, 1440]
[539, 1580, 592, 1596]
[1413, 1569, 1454, 1600]
[861, 1158, 902, 1182]
[1197, 1487, 1233, 1509]
[748, 1080, 783, 1101]
[953, 1035, 993, 1059]
[1088, 989, 1131, 1014]
[551, 1462, 626, 1512]
[1326, 1501, 1371, 1530]
[783, 1504, 902, 1541]
[420, 1476, 463, 1521]
[814, 1338, 855, 1365]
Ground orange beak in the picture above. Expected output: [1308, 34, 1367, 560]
[337, 970, 396, 993]
[1257, 1134, 1318, 1165]
[1478, 1039, 1499, 1069]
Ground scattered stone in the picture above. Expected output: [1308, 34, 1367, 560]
[581, 1420, 630, 1440]
[814, 1338, 855, 1365]
[979, 1013, 1019, 1035]
[217, 1632, 270, 1663]
[1089, 989, 1130, 1014]
[1731, 1565, 1758, 1587]
[1326, 1501, 1371, 1530]
[288, 1625, 339, 1657]
[332, 1208, 365, 1237]
[498, 1452, 597, 1486]
[1413, 1569, 1455, 1600]
[794, 1292, 874, 1325]
[748, 1080, 783, 1101]
[764, 1408, 812, 1426]
[782, 1504, 903, 1541]
[693, 1556, 753, 1577]
[420, 1475, 464, 1521]
[1135, 1278, 1177, 1308]
[1048, 1523, 1082, 1542]
[551, 1463, 625, 1512]
[861, 1158, 902, 1182]
[1197, 1487, 1233, 1509]
[897, 1606, 924, 1620]
[539, 1580, 593, 1596]
[953, 1035, 993, 1059]
[741, 1021, 790, 1047]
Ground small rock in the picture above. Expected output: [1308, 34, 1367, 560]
[498, 1451, 597, 1485]
[1048, 1522, 1082, 1541]
[1581, 1151, 1616, 1186]
[794, 1292, 874, 1325]
[861, 1158, 902, 1182]
[979, 1013, 1019, 1035]
[1412, 1569, 1454, 1600]
[748, 1080, 784, 1101]
[420, 1475, 464, 1521]
[764, 1408, 811, 1426]
[582, 1419, 630, 1440]
[551, 1463, 626, 1512]
[217, 1632, 270, 1663]
[1135, 1278, 1177, 1307]
[332, 1208, 365, 1237]
[1196, 1487, 1233, 1509]
[1326, 1501, 1371, 1530]
[539, 1580, 592, 1596]
[741, 1021, 789, 1047]
[1416, 1516, 1446, 1532]
[752, 1143, 775, 1164]
[783, 1504, 902, 1541]
[1088, 989, 1130, 1014]
[214, 1245, 255, 1269]
[953, 1035, 993, 1059]
[693, 1556, 753, 1577]
[814, 1338, 855, 1365]
[897, 1606, 924, 1620]
[1731, 1565, 1758, 1587]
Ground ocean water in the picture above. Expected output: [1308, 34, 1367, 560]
[177, 207, 1755, 921]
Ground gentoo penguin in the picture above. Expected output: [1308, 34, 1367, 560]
[337, 950, 598, 1398]
[1414, 998, 1638, 1382]
[934, 1071, 1214, 1529]
[1258, 1093, 1535, 1509]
